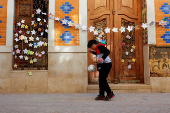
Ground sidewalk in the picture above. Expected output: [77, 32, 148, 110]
[0, 93, 169, 113]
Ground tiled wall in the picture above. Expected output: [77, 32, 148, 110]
[0, 0, 7, 46]
[55, 0, 79, 46]
[155, 1, 170, 46]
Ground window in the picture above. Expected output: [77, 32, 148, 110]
[13, 0, 49, 70]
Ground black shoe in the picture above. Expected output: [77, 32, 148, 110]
[104, 92, 115, 101]
[95, 95, 105, 100]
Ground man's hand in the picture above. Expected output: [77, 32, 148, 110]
[98, 58, 103, 63]
[88, 49, 93, 53]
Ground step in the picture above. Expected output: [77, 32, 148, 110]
[87, 83, 152, 93]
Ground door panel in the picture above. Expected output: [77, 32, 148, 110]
[88, 0, 114, 83]
[119, 15, 140, 82]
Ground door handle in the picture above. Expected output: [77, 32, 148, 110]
[113, 9, 116, 15]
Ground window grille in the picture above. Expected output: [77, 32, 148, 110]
[13, 0, 49, 70]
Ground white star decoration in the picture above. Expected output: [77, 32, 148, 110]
[42, 12, 46, 15]
[25, 40, 28, 43]
[19, 55, 23, 59]
[62, 19, 68, 25]
[25, 36, 28, 40]
[23, 49, 28, 54]
[35, 52, 39, 56]
[68, 21, 73, 26]
[33, 58, 37, 62]
[14, 45, 18, 49]
[12, 52, 15, 55]
[37, 18, 41, 21]
[93, 30, 98, 35]
[26, 31, 30, 34]
[15, 33, 18, 37]
[127, 26, 134, 32]
[41, 32, 44, 36]
[31, 30, 36, 35]
[36, 8, 41, 14]
[21, 19, 25, 23]
[88, 26, 95, 32]
[15, 38, 19, 42]
[37, 41, 44, 47]
[55, 17, 60, 21]
[29, 43, 33, 47]
[128, 64, 131, 69]
[41, 51, 45, 55]
[31, 21, 34, 25]
[82, 25, 87, 31]
[45, 29, 48, 33]
[36, 37, 39, 41]
[44, 19, 46, 23]
[74, 23, 80, 29]
[141, 23, 148, 29]
[17, 22, 21, 26]
[119, 26, 125, 33]
[112, 27, 118, 32]
[105, 27, 110, 33]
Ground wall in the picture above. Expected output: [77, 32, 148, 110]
[149, 0, 170, 92]
[0, 0, 88, 94]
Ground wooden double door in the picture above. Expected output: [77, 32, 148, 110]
[87, 0, 144, 83]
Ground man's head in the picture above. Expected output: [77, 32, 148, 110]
[87, 40, 97, 50]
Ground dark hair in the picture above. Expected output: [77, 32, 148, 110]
[87, 40, 97, 48]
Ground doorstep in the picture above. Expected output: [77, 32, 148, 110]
[87, 83, 152, 93]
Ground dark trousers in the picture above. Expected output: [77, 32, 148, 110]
[98, 62, 112, 96]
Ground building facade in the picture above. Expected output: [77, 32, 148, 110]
[0, 0, 169, 93]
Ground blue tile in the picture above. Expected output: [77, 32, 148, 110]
[0, 6, 3, 8]
[60, 6, 64, 9]
[0, 20, 2, 23]
[166, 41, 170, 43]
[60, 2, 74, 14]
[0, 36, 1, 38]
[65, 2, 70, 4]
[65, 41, 70, 43]
[67, 9, 72, 11]
[67, 5, 72, 7]
[165, 31, 170, 33]
[67, 39, 72, 41]
[165, 36, 170, 38]
[164, 3, 168, 5]
[64, 12, 70, 14]
[62, 39, 67, 41]
[161, 36, 165, 38]
[164, 12, 169, 14]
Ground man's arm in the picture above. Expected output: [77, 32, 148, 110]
[98, 45, 110, 60]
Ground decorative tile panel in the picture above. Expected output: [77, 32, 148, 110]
[0, 1, 7, 46]
[55, 0, 79, 46]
